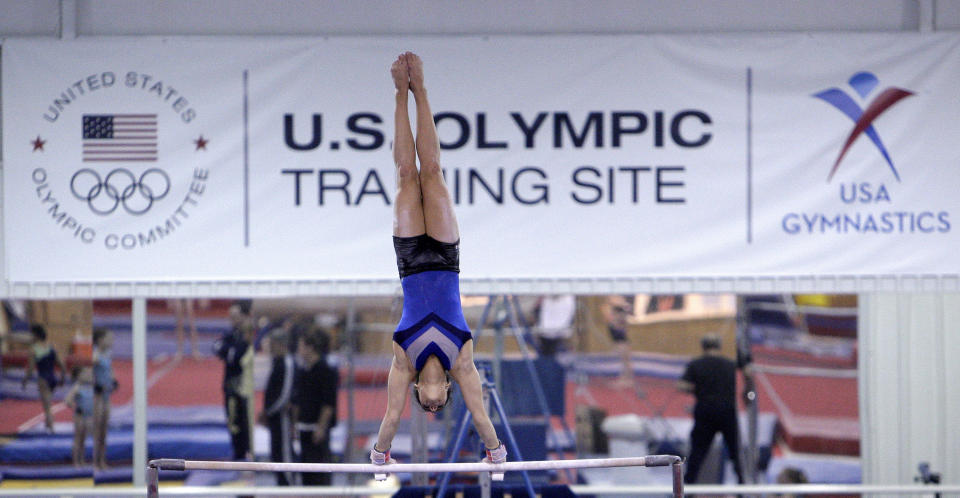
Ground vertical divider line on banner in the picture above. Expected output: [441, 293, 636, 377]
[746, 66, 753, 244]
[242, 69, 251, 247]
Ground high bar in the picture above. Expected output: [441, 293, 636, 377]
[149, 454, 681, 474]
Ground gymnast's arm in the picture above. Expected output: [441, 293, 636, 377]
[374, 348, 415, 453]
[451, 354, 500, 450]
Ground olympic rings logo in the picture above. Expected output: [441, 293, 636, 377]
[70, 168, 171, 216]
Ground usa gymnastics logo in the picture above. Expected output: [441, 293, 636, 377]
[781, 72, 949, 235]
[812, 71, 913, 182]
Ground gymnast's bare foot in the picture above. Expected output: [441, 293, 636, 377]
[405, 52, 425, 93]
[391, 54, 409, 93]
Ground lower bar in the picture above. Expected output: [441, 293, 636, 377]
[148, 455, 683, 498]
[151, 455, 678, 474]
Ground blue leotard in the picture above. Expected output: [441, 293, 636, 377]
[393, 270, 472, 371]
[74, 383, 95, 417]
[32, 344, 60, 389]
[94, 351, 114, 395]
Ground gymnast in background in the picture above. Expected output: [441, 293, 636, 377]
[22, 325, 67, 433]
[370, 52, 507, 468]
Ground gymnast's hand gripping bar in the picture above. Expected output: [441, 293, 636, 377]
[147, 455, 684, 498]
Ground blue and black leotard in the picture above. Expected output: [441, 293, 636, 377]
[392, 234, 471, 371]
[32, 344, 60, 389]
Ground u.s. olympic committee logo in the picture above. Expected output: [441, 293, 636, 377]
[29, 71, 211, 250]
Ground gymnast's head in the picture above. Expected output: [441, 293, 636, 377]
[413, 356, 452, 412]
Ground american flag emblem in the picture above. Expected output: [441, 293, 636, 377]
[82, 114, 158, 162]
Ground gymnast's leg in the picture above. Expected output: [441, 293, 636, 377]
[392, 53, 426, 238]
[406, 52, 459, 243]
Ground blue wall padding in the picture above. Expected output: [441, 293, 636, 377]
[498, 359, 565, 416]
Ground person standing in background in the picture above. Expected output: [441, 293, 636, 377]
[65, 365, 94, 466]
[259, 329, 297, 486]
[603, 296, 634, 388]
[534, 294, 577, 356]
[677, 334, 749, 484]
[92, 328, 116, 470]
[215, 318, 255, 461]
[22, 325, 67, 433]
[169, 299, 200, 360]
[292, 328, 338, 486]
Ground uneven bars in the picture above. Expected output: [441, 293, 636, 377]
[147, 455, 683, 498]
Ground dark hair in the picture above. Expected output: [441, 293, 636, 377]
[233, 299, 253, 315]
[93, 328, 109, 346]
[701, 334, 721, 351]
[302, 327, 330, 356]
[30, 324, 47, 341]
[413, 370, 452, 413]
[777, 467, 808, 484]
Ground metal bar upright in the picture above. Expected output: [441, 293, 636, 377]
[488, 383, 538, 498]
[132, 298, 148, 487]
[672, 461, 684, 498]
[436, 406, 474, 498]
[504, 297, 575, 481]
[344, 297, 357, 482]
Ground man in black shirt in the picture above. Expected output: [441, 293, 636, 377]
[292, 328, 338, 486]
[677, 334, 750, 484]
[259, 329, 296, 485]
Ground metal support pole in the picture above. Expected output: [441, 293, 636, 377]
[132, 298, 148, 487]
[436, 406, 474, 497]
[736, 296, 757, 484]
[344, 298, 357, 483]
[58, 0, 77, 39]
[503, 297, 576, 481]
[672, 461, 684, 498]
[488, 384, 538, 498]
[492, 297, 505, 393]
[146, 463, 159, 498]
[479, 379, 492, 498]
[919, 0, 935, 33]
[411, 389, 428, 486]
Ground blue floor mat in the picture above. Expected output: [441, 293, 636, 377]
[0, 425, 231, 464]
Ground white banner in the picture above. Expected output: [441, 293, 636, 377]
[3, 35, 960, 283]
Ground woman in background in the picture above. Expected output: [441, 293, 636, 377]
[22, 324, 67, 433]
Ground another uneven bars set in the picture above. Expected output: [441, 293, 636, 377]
[147, 454, 684, 498]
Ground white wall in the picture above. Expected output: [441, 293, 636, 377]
[0, 0, 957, 37]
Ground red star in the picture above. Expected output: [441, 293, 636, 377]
[31, 136, 46, 152]
[194, 135, 209, 151]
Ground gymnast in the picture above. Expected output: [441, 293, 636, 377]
[370, 52, 507, 468]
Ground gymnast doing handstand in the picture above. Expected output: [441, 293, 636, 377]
[370, 52, 507, 468]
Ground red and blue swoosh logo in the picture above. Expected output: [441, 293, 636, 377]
[813, 71, 914, 182]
